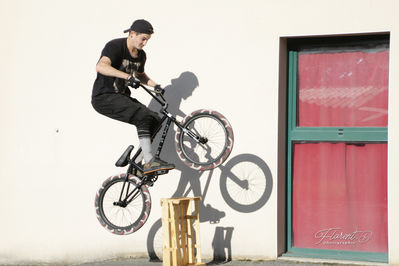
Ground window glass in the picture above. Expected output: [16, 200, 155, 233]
[297, 48, 389, 127]
[292, 142, 388, 252]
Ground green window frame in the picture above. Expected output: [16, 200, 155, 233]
[284, 36, 389, 263]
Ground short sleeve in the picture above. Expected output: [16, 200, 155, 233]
[101, 40, 122, 67]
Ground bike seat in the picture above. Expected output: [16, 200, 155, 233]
[115, 145, 134, 167]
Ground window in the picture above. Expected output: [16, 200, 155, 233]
[285, 34, 389, 263]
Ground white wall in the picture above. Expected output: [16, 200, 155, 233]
[0, 0, 398, 264]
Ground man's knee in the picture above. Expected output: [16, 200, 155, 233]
[137, 113, 160, 138]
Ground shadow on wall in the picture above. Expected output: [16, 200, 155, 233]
[146, 72, 273, 262]
[210, 227, 234, 263]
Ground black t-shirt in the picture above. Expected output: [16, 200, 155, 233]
[92, 38, 146, 97]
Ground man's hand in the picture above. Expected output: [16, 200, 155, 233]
[154, 84, 165, 94]
[127, 75, 140, 88]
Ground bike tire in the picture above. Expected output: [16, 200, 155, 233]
[95, 174, 151, 235]
[175, 109, 234, 171]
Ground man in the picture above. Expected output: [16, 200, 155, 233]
[91, 19, 175, 174]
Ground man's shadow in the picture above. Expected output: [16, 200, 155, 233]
[209, 227, 234, 264]
[148, 71, 225, 223]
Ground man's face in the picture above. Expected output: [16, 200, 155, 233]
[130, 32, 151, 50]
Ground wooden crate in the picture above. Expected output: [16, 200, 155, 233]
[161, 197, 205, 266]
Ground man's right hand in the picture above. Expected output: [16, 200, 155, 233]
[127, 75, 140, 88]
[154, 84, 165, 95]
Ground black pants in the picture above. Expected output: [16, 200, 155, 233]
[92, 93, 161, 138]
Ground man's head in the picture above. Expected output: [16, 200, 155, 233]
[124, 19, 154, 50]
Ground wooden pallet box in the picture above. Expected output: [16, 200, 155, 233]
[161, 197, 205, 266]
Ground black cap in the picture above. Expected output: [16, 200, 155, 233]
[123, 19, 154, 34]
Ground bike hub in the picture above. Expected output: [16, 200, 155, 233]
[199, 137, 208, 144]
[113, 201, 127, 208]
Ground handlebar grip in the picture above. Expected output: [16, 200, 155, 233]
[127, 76, 140, 89]
[154, 84, 165, 95]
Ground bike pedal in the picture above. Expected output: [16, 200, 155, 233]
[156, 170, 169, 175]
[143, 170, 168, 177]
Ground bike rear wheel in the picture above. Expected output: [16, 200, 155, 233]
[95, 174, 151, 235]
[175, 109, 234, 171]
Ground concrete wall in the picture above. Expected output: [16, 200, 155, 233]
[0, 0, 398, 264]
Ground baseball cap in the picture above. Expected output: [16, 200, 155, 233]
[123, 19, 154, 34]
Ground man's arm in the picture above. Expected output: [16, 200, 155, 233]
[96, 55, 158, 86]
[135, 72, 157, 87]
[96, 56, 130, 80]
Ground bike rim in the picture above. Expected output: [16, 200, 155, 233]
[180, 114, 228, 166]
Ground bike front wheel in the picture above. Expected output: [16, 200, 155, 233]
[95, 174, 151, 235]
[175, 109, 234, 171]
[219, 154, 272, 213]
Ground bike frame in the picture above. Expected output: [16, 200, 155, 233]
[117, 84, 204, 206]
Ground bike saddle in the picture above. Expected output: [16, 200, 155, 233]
[115, 145, 134, 167]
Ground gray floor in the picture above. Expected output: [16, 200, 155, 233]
[0, 257, 384, 266]
[73, 257, 379, 266]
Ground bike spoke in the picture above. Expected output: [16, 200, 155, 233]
[225, 161, 267, 206]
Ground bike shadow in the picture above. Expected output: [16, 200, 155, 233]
[146, 72, 274, 261]
[148, 72, 274, 217]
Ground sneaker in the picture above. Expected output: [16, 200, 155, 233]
[143, 157, 175, 174]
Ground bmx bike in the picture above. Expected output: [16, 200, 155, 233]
[94, 83, 234, 235]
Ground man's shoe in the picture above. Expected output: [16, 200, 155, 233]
[143, 157, 175, 174]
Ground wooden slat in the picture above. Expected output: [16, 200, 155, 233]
[161, 199, 171, 266]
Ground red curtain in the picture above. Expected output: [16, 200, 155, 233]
[298, 50, 389, 127]
[292, 48, 389, 252]
[292, 143, 387, 252]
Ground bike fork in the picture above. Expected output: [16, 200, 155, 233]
[115, 173, 147, 207]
